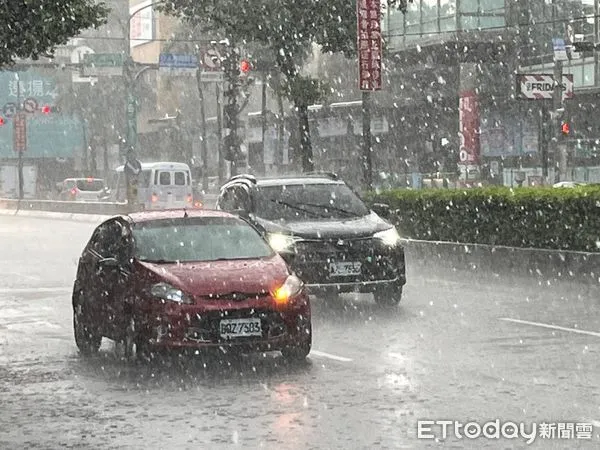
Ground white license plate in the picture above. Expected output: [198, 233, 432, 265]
[219, 318, 262, 338]
[329, 261, 362, 276]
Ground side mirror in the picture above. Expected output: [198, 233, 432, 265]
[371, 202, 391, 219]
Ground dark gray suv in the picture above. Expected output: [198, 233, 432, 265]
[216, 173, 406, 306]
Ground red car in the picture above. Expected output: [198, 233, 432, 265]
[72, 209, 311, 362]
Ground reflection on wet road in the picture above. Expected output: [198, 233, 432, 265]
[0, 216, 599, 449]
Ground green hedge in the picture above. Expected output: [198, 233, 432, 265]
[367, 186, 600, 252]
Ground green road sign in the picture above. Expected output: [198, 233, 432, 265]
[83, 53, 124, 67]
[83, 53, 124, 77]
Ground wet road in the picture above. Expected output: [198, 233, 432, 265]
[1, 216, 599, 449]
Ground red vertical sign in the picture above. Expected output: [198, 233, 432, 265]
[458, 90, 480, 167]
[357, 0, 382, 91]
[13, 113, 27, 153]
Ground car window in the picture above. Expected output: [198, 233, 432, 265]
[89, 220, 131, 261]
[76, 179, 104, 191]
[218, 186, 250, 211]
[159, 171, 171, 185]
[174, 171, 186, 186]
[255, 183, 369, 221]
[132, 217, 273, 262]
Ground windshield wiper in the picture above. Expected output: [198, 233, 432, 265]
[269, 199, 328, 218]
[294, 201, 363, 218]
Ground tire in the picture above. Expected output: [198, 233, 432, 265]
[281, 340, 311, 363]
[73, 304, 102, 356]
[373, 284, 403, 307]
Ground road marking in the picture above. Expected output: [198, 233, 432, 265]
[499, 318, 600, 338]
[8, 272, 41, 281]
[311, 350, 353, 362]
[0, 287, 72, 294]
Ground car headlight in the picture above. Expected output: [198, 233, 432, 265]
[267, 233, 298, 252]
[271, 275, 304, 305]
[150, 282, 193, 304]
[374, 227, 401, 247]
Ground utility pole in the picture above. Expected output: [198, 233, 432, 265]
[221, 40, 241, 177]
[552, 59, 564, 183]
[196, 56, 209, 192]
[260, 71, 268, 176]
[362, 91, 373, 191]
[15, 74, 24, 200]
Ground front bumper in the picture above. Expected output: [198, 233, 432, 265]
[288, 237, 406, 293]
[305, 276, 405, 295]
[135, 295, 311, 352]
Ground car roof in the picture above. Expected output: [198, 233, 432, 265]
[125, 209, 236, 224]
[255, 177, 343, 187]
[115, 162, 190, 172]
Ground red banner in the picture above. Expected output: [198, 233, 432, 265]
[13, 113, 27, 153]
[458, 90, 480, 167]
[357, 0, 382, 91]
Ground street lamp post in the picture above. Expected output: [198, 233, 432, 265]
[122, 0, 163, 210]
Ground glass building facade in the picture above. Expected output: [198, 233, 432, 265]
[383, 0, 506, 50]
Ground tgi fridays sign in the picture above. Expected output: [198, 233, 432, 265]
[357, 0, 382, 91]
[517, 74, 574, 100]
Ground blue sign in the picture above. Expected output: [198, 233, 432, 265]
[0, 71, 83, 159]
[158, 54, 197, 75]
[552, 38, 569, 61]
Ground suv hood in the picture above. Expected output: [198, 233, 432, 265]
[137, 255, 289, 296]
[255, 212, 392, 240]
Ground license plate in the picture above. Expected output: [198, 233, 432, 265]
[219, 318, 262, 338]
[329, 261, 362, 276]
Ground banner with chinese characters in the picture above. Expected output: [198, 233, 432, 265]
[357, 0, 382, 91]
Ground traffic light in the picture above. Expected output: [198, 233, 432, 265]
[240, 59, 251, 75]
[561, 121, 571, 136]
[40, 105, 60, 114]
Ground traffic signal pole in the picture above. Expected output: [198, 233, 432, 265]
[552, 59, 564, 183]
[16, 77, 24, 201]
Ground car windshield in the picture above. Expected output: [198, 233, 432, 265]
[76, 179, 104, 191]
[255, 183, 370, 221]
[132, 216, 274, 262]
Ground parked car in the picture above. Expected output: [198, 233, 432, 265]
[216, 173, 406, 306]
[57, 177, 109, 202]
[72, 209, 311, 362]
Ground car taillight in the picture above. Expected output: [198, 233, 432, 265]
[151, 193, 158, 203]
[186, 194, 193, 203]
[194, 201, 203, 209]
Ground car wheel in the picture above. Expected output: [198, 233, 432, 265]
[73, 304, 102, 356]
[281, 340, 311, 363]
[373, 284, 403, 307]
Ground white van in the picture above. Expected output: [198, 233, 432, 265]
[113, 161, 193, 210]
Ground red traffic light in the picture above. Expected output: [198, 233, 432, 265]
[41, 105, 51, 114]
[561, 121, 570, 135]
[240, 59, 251, 74]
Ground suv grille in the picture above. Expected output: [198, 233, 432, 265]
[292, 237, 401, 285]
